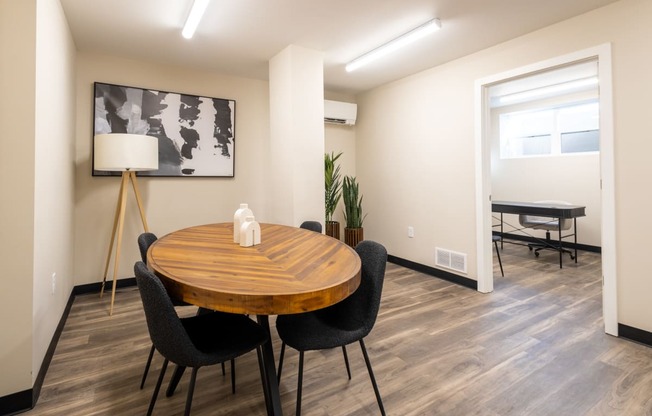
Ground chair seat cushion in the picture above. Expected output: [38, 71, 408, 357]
[276, 310, 367, 351]
[180, 312, 267, 367]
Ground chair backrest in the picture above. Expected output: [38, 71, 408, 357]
[518, 200, 572, 231]
[134, 261, 200, 366]
[321, 240, 387, 337]
[299, 221, 322, 233]
[138, 232, 158, 263]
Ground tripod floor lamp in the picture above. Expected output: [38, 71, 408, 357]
[94, 133, 159, 315]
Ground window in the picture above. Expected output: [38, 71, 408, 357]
[499, 101, 599, 159]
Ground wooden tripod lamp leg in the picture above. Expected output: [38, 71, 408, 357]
[100, 175, 126, 299]
[109, 172, 130, 316]
[129, 171, 150, 233]
[100, 171, 151, 316]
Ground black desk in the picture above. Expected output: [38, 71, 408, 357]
[492, 200, 586, 268]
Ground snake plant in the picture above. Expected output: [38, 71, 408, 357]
[342, 175, 366, 228]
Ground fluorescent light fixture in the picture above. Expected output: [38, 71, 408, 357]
[498, 76, 599, 104]
[346, 18, 441, 72]
[182, 0, 210, 39]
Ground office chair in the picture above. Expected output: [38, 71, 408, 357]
[134, 261, 268, 416]
[299, 220, 322, 233]
[276, 240, 387, 416]
[518, 200, 575, 260]
[137, 233, 235, 393]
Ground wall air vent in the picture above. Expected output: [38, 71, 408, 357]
[435, 247, 467, 274]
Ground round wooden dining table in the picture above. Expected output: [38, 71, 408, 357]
[147, 222, 362, 416]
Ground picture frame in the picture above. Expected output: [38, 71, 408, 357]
[93, 81, 235, 177]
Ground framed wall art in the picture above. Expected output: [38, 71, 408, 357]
[93, 82, 235, 177]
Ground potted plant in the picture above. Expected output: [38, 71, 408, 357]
[324, 151, 343, 239]
[342, 175, 366, 248]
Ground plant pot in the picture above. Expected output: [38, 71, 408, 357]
[344, 227, 364, 248]
[325, 221, 340, 240]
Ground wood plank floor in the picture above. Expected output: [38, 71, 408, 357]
[27, 241, 652, 415]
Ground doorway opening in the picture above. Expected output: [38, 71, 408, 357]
[474, 44, 617, 335]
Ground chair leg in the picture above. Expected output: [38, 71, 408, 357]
[230, 359, 236, 394]
[147, 358, 169, 416]
[296, 351, 304, 416]
[221, 361, 225, 376]
[185, 367, 199, 416]
[494, 240, 504, 277]
[140, 344, 156, 389]
[277, 342, 286, 383]
[359, 339, 386, 416]
[166, 365, 186, 397]
[342, 345, 352, 380]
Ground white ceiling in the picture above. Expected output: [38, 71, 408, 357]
[59, 0, 620, 95]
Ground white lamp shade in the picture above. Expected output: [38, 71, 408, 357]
[94, 133, 159, 171]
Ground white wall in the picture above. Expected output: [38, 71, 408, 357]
[0, 0, 36, 398]
[74, 53, 271, 286]
[356, 0, 652, 331]
[268, 45, 325, 226]
[33, 0, 76, 384]
[0, 0, 76, 398]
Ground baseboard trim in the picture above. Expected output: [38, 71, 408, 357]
[618, 324, 652, 347]
[0, 277, 137, 416]
[32, 288, 77, 405]
[72, 277, 137, 296]
[387, 254, 478, 290]
[0, 389, 31, 416]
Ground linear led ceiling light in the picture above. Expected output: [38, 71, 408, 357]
[346, 18, 441, 72]
[182, 0, 210, 39]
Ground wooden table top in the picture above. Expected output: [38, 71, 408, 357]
[147, 222, 361, 315]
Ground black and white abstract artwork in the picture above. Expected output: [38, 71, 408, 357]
[93, 82, 235, 177]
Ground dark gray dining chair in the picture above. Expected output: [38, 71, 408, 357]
[138, 232, 158, 264]
[299, 220, 322, 233]
[134, 261, 268, 416]
[276, 240, 387, 416]
[137, 233, 234, 392]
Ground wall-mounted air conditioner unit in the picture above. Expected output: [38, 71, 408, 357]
[324, 100, 357, 126]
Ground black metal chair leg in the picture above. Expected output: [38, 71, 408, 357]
[277, 342, 286, 383]
[296, 351, 304, 416]
[166, 365, 186, 397]
[230, 359, 236, 394]
[342, 345, 352, 379]
[494, 240, 504, 277]
[147, 358, 169, 416]
[141, 344, 156, 389]
[185, 367, 199, 416]
[359, 339, 386, 416]
[221, 361, 225, 376]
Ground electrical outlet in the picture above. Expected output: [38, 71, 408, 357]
[51, 272, 56, 294]
[407, 226, 414, 238]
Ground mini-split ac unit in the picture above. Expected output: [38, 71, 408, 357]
[324, 100, 357, 126]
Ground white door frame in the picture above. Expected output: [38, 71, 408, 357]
[474, 44, 618, 336]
